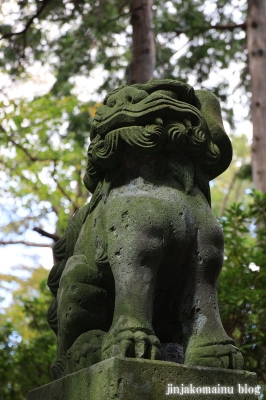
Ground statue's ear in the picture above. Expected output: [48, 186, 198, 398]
[195, 90, 233, 180]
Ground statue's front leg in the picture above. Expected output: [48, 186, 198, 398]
[101, 199, 164, 361]
[181, 224, 243, 369]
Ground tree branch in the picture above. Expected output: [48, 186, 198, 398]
[52, 160, 78, 211]
[211, 22, 246, 31]
[33, 227, 60, 242]
[0, 0, 51, 40]
[0, 240, 53, 248]
[8, 137, 39, 162]
[174, 22, 246, 36]
[56, 180, 74, 205]
[105, 5, 132, 23]
[5, 133, 57, 164]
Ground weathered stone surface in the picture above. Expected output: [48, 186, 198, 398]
[45, 80, 245, 379]
[28, 357, 259, 400]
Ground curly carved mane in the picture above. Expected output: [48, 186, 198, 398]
[83, 79, 231, 209]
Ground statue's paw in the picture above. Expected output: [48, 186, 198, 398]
[185, 343, 244, 370]
[51, 355, 67, 379]
[101, 329, 161, 361]
[66, 330, 106, 374]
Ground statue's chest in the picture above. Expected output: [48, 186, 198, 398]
[106, 176, 222, 252]
[108, 173, 201, 209]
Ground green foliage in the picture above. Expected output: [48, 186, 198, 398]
[0, 267, 56, 399]
[211, 133, 252, 218]
[0, 0, 132, 94]
[0, 322, 17, 399]
[218, 191, 266, 391]
[152, 0, 247, 123]
[1, 1, 247, 112]
[0, 94, 92, 239]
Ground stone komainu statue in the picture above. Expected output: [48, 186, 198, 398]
[47, 79, 243, 379]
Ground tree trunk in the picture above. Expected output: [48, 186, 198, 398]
[129, 0, 155, 84]
[247, 0, 266, 192]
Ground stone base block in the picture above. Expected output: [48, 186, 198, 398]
[28, 357, 258, 400]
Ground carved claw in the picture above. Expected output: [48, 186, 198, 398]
[101, 329, 161, 361]
[185, 343, 244, 370]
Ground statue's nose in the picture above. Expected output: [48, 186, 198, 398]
[107, 87, 148, 108]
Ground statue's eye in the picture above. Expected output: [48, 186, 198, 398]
[107, 98, 116, 107]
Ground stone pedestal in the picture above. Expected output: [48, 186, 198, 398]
[28, 357, 258, 400]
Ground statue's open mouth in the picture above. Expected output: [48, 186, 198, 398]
[92, 92, 204, 138]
